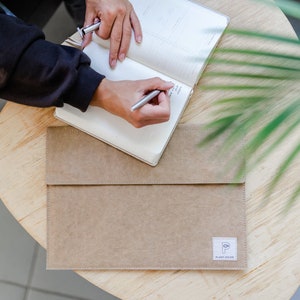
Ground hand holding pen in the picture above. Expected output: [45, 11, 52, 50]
[90, 78, 174, 128]
[80, 0, 142, 68]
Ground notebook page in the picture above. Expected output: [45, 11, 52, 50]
[93, 0, 229, 86]
[55, 43, 192, 166]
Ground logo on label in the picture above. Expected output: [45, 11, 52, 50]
[222, 242, 231, 254]
[212, 237, 237, 261]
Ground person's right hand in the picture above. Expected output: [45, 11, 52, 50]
[90, 77, 174, 128]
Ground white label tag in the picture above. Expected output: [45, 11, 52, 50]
[212, 237, 237, 261]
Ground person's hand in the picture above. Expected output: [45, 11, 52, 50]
[82, 0, 142, 68]
[90, 77, 174, 128]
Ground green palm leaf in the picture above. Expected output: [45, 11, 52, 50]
[199, 0, 300, 210]
[266, 140, 300, 199]
[260, 0, 300, 20]
[246, 101, 300, 155]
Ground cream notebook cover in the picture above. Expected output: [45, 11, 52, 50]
[55, 0, 229, 166]
[46, 125, 247, 270]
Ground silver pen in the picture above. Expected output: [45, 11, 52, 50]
[77, 21, 101, 38]
[131, 90, 161, 111]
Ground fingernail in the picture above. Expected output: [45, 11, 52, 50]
[137, 35, 142, 43]
[111, 59, 117, 68]
[119, 53, 125, 61]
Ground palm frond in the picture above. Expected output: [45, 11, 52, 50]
[204, 71, 300, 80]
[259, 0, 300, 20]
[201, 84, 272, 90]
[226, 28, 300, 45]
[284, 185, 300, 213]
[215, 48, 300, 61]
[199, 0, 300, 210]
[248, 116, 300, 168]
[246, 100, 300, 156]
[266, 141, 300, 198]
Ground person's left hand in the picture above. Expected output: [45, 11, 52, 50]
[82, 0, 142, 68]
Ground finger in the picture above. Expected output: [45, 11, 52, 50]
[118, 15, 132, 61]
[130, 92, 171, 127]
[81, 16, 99, 48]
[141, 93, 171, 119]
[81, 32, 93, 48]
[153, 92, 171, 116]
[131, 112, 170, 127]
[140, 78, 174, 94]
[83, 12, 94, 28]
[130, 10, 142, 43]
[158, 81, 175, 92]
[109, 15, 124, 67]
[98, 14, 115, 40]
[157, 90, 171, 108]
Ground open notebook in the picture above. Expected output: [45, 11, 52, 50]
[55, 0, 229, 166]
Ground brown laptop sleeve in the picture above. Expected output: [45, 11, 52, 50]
[46, 124, 246, 270]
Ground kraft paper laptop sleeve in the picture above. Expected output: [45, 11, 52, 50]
[46, 124, 246, 270]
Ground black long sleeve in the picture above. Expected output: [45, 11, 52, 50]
[0, 12, 105, 111]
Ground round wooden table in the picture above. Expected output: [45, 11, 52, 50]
[1, 0, 299, 299]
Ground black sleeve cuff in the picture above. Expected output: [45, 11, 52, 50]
[62, 64, 105, 112]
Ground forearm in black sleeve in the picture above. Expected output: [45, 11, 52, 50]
[0, 13, 104, 111]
